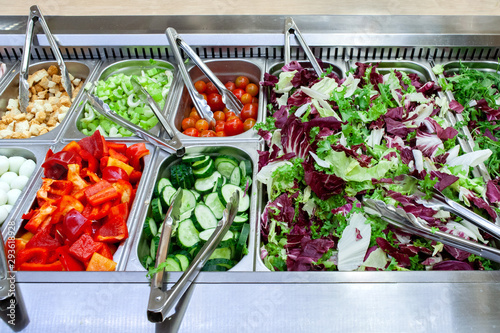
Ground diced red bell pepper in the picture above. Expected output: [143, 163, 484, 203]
[25, 228, 61, 251]
[62, 209, 91, 242]
[109, 202, 129, 221]
[16, 247, 49, 269]
[107, 157, 134, 176]
[97, 242, 114, 260]
[102, 166, 130, 183]
[129, 170, 142, 186]
[78, 131, 109, 160]
[50, 195, 84, 225]
[57, 246, 85, 271]
[19, 261, 63, 271]
[5, 238, 28, 258]
[112, 180, 133, 207]
[85, 169, 101, 184]
[45, 148, 54, 160]
[24, 202, 58, 234]
[84, 180, 119, 206]
[19, 232, 34, 242]
[95, 214, 128, 243]
[109, 148, 129, 164]
[100, 156, 109, 173]
[79, 149, 98, 173]
[62, 141, 82, 155]
[36, 178, 73, 205]
[82, 201, 112, 221]
[107, 142, 127, 155]
[69, 233, 103, 262]
[22, 209, 36, 220]
[42, 150, 83, 180]
[67, 164, 88, 193]
[126, 143, 149, 171]
[86, 252, 116, 271]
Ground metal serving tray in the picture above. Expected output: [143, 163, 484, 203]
[64, 59, 178, 141]
[0, 60, 99, 143]
[126, 142, 261, 272]
[9, 139, 156, 274]
[0, 144, 49, 237]
[0, 60, 19, 89]
[167, 59, 265, 143]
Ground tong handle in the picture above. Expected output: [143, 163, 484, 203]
[284, 17, 323, 76]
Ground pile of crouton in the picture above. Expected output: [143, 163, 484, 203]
[0, 65, 84, 139]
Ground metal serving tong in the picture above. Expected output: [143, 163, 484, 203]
[284, 17, 323, 76]
[85, 91, 185, 157]
[147, 191, 239, 323]
[166, 27, 243, 124]
[20, 5, 72, 112]
[363, 198, 500, 264]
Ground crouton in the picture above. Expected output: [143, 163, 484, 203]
[47, 65, 58, 76]
[27, 69, 49, 87]
[52, 74, 61, 84]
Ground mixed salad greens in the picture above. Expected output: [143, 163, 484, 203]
[256, 61, 500, 271]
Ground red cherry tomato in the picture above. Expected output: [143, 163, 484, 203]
[225, 111, 236, 119]
[213, 111, 225, 122]
[245, 83, 259, 97]
[205, 82, 218, 95]
[215, 131, 226, 137]
[189, 108, 201, 122]
[215, 120, 225, 133]
[207, 93, 225, 112]
[200, 130, 216, 137]
[243, 118, 256, 131]
[232, 89, 245, 100]
[102, 166, 130, 183]
[225, 81, 236, 91]
[195, 119, 209, 132]
[194, 80, 206, 93]
[240, 104, 258, 121]
[225, 117, 244, 136]
[240, 93, 253, 105]
[183, 128, 200, 137]
[252, 97, 259, 104]
[235, 76, 250, 89]
[182, 117, 196, 131]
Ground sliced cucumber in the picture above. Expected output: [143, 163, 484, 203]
[194, 171, 221, 194]
[191, 155, 211, 170]
[193, 159, 215, 178]
[199, 228, 234, 242]
[229, 166, 241, 186]
[177, 219, 200, 248]
[193, 203, 217, 230]
[143, 217, 158, 239]
[190, 189, 201, 202]
[179, 189, 197, 216]
[217, 161, 236, 179]
[182, 154, 205, 163]
[164, 255, 182, 271]
[201, 264, 227, 271]
[235, 223, 250, 260]
[219, 184, 250, 213]
[151, 198, 164, 222]
[234, 213, 249, 223]
[174, 251, 191, 271]
[209, 247, 232, 260]
[160, 185, 177, 208]
[205, 258, 237, 269]
[214, 155, 238, 168]
[204, 192, 225, 219]
[150, 236, 160, 259]
[154, 178, 172, 197]
[239, 160, 252, 177]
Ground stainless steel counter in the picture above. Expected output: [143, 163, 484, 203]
[1, 14, 500, 332]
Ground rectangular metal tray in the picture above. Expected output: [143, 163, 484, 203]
[126, 141, 261, 272]
[0, 60, 100, 143]
[0, 144, 50, 237]
[166, 58, 265, 143]
[63, 59, 179, 141]
[9, 139, 157, 273]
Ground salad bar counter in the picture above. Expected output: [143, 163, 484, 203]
[1, 13, 500, 332]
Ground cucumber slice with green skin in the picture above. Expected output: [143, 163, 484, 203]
[187, 243, 202, 257]
[182, 154, 205, 163]
[164, 255, 182, 271]
[151, 198, 164, 222]
[214, 155, 239, 169]
[212, 176, 225, 194]
[217, 161, 236, 179]
[193, 203, 217, 230]
[209, 247, 232, 260]
[179, 209, 194, 222]
[205, 258, 237, 269]
[177, 219, 200, 248]
[201, 264, 227, 272]
[218, 184, 250, 213]
[234, 213, 248, 223]
[191, 156, 211, 170]
[174, 253, 190, 271]
[204, 192, 225, 219]
[179, 189, 197, 216]
[229, 165, 241, 186]
[235, 223, 250, 260]
[194, 171, 221, 194]
[150, 236, 160, 258]
[160, 185, 177, 208]
[143, 217, 158, 239]
[199, 228, 234, 242]
[154, 178, 172, 197]
[193, 159, 215, 178]
[190, 189, 201, 202]
[239, 160, 252, 177]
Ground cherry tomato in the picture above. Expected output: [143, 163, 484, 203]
[232, 89, 245, 100]
[240, 93, 253, 105]
[214, 111, 225, 122]
[245, 83, 259, 97]
[223, 107, 230, 113]
[207, 93, 225, 112]
[226, 115, 239, 123]
[215, 120, 225, 133]
[216, 131, 226, 137]
[190, 108, 201, 122]
[225, 81, 235, 91]
[225, 117, 244, 136]
[201, 93, 207, 101]
[240, 103, 258, 121]
[243, 118, 256, 131]
[183, 128, 199, 137]
[182, 117, 196, 131]
[225, 111, 236, 119]
[252, 97, 259, 104]
[205, 82, 218, 95]
[195, 119, 209, 132]
[194, 80, 206, 93]
[201, 130, 216, 137]
[235, 76, 250, 89]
